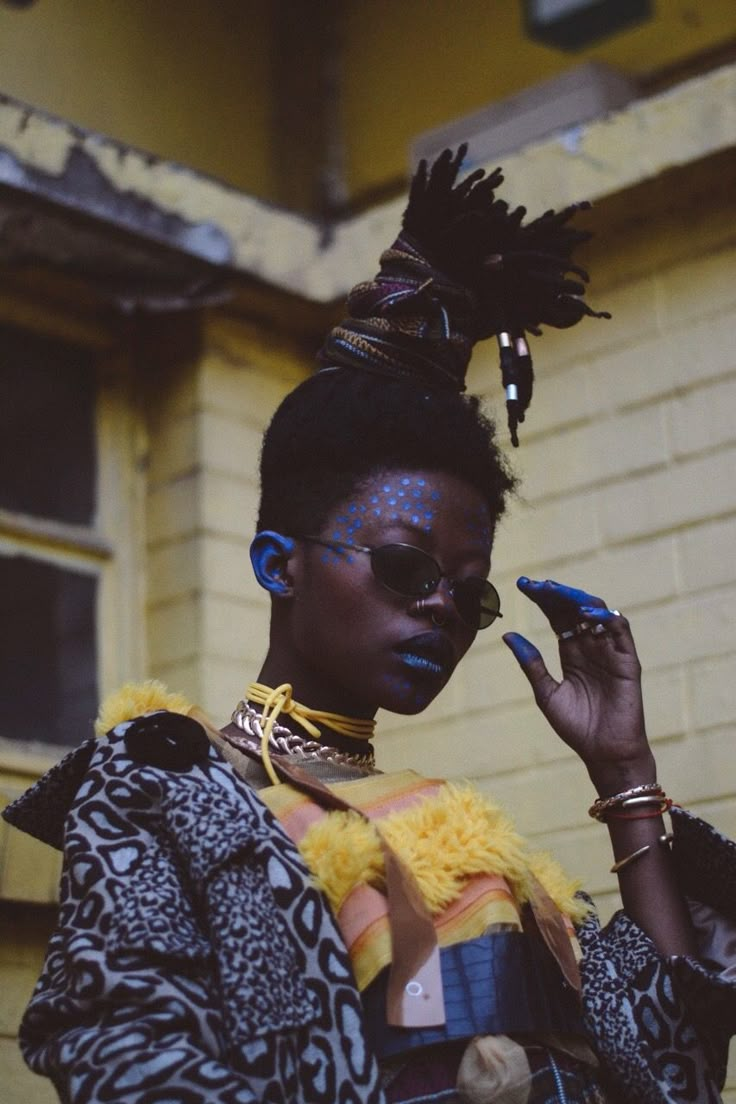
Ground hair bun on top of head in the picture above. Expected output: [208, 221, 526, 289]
[318, 144, 610, 447]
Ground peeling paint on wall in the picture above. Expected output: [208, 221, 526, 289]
[0, 63, 734, 304]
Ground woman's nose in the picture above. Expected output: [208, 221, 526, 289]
[411, 581, 455, 627]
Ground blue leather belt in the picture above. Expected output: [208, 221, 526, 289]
[362, 930, 585, 1060]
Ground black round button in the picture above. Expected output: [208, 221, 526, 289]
[124, 711, 210, 772]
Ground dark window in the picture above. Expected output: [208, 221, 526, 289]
[0, 326, 97, 525]
[0, 556, 98, 746]
[0, 325, 101, 750]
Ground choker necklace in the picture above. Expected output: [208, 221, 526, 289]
[230, 701, 375, 776]
[241, 680, 377, 786]
[246, 682, 376, 742]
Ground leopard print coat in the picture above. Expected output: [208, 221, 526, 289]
[5, 718, 384, 1104]
[5, 712, 736, 1104]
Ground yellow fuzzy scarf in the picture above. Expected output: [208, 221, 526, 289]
[94, 680, 193, 736]
[95, 681, 587, 925]
[298, 783, 588, 925]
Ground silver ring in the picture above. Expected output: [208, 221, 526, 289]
[558, 620, 591, 641]
[414, 598, 446, 627]
[558, 609, 622, 641]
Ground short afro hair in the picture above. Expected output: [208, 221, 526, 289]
[257, 369, 516, 539]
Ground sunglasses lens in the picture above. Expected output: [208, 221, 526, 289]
[370, 544, 501, 630]
[370, 544, 439, 597]
[453, 578, 501, 630]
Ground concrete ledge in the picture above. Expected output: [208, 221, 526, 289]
[0, 62, 733, 303]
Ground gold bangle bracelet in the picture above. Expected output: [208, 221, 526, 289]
[610, 832, 674, 874]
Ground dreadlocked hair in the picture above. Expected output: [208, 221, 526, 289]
[320, 144, 609, 446]
[257, 369, 516, 539]
[258, 144, 605, 533]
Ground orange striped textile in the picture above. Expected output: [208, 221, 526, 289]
[260, 770, 533, 992]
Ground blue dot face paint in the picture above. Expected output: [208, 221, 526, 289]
[464, 505, 493, 548]
[321, 473, 443, 551]
[380, 671, 436, 712]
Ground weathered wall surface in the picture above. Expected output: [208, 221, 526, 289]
[2, 0, 735, 210]
[0, 0, 275, 197]
[340, 0, 736, 201]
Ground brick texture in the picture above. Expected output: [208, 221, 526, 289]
[144, 327, 310, 719]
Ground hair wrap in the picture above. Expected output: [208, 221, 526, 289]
[318, 144, 610, 446]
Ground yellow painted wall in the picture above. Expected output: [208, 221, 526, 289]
[2, 1, 734, 208]
[143, 314, 313, 719]
[341, 0, 736, 201]
[0, 0, 275, 197]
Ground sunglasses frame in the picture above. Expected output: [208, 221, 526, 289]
[296, 535, 502, 630]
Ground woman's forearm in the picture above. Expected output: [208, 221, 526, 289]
[589, 759, 696, 957]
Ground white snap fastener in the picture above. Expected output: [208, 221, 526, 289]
[405, 981, 423, 997]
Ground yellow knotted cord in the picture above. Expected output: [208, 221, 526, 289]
[248, 682, 376, 786]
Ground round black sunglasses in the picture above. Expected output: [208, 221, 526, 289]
[297, 536, 501, 630]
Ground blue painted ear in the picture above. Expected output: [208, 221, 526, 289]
[250, 531, 296, 597]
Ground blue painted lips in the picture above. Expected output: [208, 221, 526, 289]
[394, 632, 455, 679]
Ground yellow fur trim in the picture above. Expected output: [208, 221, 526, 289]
[528, 850, 589, 925]
[299, 783, 588, 923]
[299, 809, 386, 913]
[94, 680, 194, 736]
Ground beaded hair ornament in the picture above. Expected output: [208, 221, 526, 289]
[320, 144, 610, 446]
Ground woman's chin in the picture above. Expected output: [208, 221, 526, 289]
[379, 677, 446, 716]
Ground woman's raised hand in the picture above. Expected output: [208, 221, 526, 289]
[503, 578, 655, 795]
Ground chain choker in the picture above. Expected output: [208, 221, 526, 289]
[229, 701, 376, 770]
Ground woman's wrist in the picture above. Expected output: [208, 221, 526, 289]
[586, 750, 657, 798]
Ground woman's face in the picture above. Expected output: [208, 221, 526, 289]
[287, 468, 495, 717]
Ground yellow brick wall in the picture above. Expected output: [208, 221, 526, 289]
[1, 779, 60, 1103]
[144, 316, 312, 721]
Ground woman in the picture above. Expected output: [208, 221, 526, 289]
[5, 148, 736, 1104]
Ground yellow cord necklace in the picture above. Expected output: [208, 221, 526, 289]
[246, 682, 376, 785]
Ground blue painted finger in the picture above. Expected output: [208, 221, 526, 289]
[516, 577, 607, 632]
[503, 632, 543, 667]
[579, 605, 617, 621]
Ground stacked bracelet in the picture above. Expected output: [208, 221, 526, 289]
[606, 797, 673, 821]
[588, 783, 665, 822]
